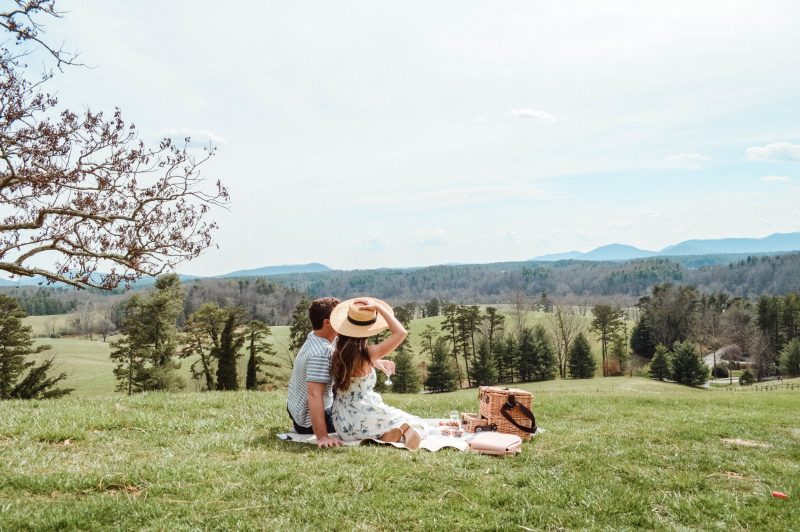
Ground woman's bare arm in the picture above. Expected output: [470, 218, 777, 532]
[362, 300, 407, 361]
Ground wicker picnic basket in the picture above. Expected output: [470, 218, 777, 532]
[478, 386, 537, 440]
[460, 412, 496, 433]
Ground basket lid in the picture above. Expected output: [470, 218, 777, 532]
[479, 386, 533, 398]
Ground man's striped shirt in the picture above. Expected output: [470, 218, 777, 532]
[286, 332, 334, 428]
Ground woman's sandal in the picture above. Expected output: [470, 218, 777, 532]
[402, 424, 422, 450]
[379, 425, 405, 443]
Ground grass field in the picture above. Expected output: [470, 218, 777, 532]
[0, 377, 797, 530]
[24, 315, 295, 397]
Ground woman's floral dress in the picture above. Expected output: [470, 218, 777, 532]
[332, 368, 428, 441]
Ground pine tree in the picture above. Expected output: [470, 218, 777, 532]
[568, 332, 596, 379]
[147, 274, 185, 367]
[648, 344, 671, 381]
[495, 335, 517, 383]
[379, 302, 419, 393]
[391, 349, 422, 393]
[779, 338, 800, 378]
[0, 295, 72, 400]
[110, 330, 148, 395]
[530, 325, 558, 381]
[590, 305, 625, 376]
[110, 274, 185, 394]
[472, 338, 498, 386]
[517, 327, 536, 381]
[739, 369, 755, 386]
[425, 337, 458, 393]
[630, 314, 656, 358]
[244, 320, 279, 390]
[440, 303, 464, 387]
[424, 298, 441, 317]
[287, 296, 312, 367]
[454, 305, 481, 387]
[670, 341, 709, 386]
[483, 307, 505, 357]
[610, 334, 631, 376]
[215, 308, 246, 390]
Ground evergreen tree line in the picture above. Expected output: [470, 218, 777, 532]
[0, 287, 79, 316]
[111, 274, 281, 395]
[401, 303, 601, 394]
[631, 284, 800, 380]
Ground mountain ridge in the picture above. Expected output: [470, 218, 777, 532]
[533, 231, 800, 262]
[0, 263, 333, 287]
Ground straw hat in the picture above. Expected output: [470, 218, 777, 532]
[329, 297, 393, 338]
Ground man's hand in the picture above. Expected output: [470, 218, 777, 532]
[317, 436, 344, 448]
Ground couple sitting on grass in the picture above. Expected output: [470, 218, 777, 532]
[287, 297, 428, 449]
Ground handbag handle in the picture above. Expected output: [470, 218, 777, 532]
[500, 395, 537, 434]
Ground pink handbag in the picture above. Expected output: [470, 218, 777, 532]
[468, 431, 522, 456]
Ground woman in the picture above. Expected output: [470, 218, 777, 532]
[329, 297, 427, 449]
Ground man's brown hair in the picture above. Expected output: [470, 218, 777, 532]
[309, 297, 340, 330]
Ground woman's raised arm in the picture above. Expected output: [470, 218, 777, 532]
[362, 300, 407, 361]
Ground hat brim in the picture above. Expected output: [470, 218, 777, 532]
[329, 297, 393, 338]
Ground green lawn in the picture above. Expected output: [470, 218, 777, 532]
[0, 377, 797, 530]
[25, 313, 77, 338]
[25, 319, 294, 397]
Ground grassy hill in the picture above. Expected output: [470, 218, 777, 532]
[0, 378, 797, 529]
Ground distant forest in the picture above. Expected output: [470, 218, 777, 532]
[3, 253, 798, 324]
[271, 253, 800, 305]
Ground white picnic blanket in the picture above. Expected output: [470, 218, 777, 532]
[276, 419, 472, 452]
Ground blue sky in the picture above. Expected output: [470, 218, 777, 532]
[35, 1, 800, 274]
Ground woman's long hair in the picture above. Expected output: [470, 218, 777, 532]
[330, 334, 371, 393]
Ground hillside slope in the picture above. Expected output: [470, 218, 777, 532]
[0, 380, 797, 529]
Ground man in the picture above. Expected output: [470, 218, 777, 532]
[286, 297, 343, 448]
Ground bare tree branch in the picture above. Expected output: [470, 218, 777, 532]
[0, 3, 228, 289]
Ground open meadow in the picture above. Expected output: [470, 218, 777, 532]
[1, 377, 798, 530]
[25, 314, 295, 397]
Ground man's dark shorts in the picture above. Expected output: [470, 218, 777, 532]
[288, 407, 336, 435]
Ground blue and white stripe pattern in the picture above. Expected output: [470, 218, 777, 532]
[287, 332, 334, 428]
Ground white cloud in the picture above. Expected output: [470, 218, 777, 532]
[372, 181, 553, 213]
[359, 233, 385, 253]
[761, 175, 792, 183]
[663, 152, 712, 167]
[161, 127, 228, 146]
[474, 116, 488, 124]
[640, 209, 660, 219]
[406, 229, 448, 247]
[508, 108, 559, 123]
[609, 218, 632, 229]
[746, 142, 800, 162]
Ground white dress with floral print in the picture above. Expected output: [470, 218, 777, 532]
[332, 369, 428, 441]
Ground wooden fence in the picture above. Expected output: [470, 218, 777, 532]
[725, 382, 800, 392]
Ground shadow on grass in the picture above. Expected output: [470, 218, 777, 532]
[248, 432, 334, 454]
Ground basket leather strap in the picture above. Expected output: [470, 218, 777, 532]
[500, 397, 537, 434]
